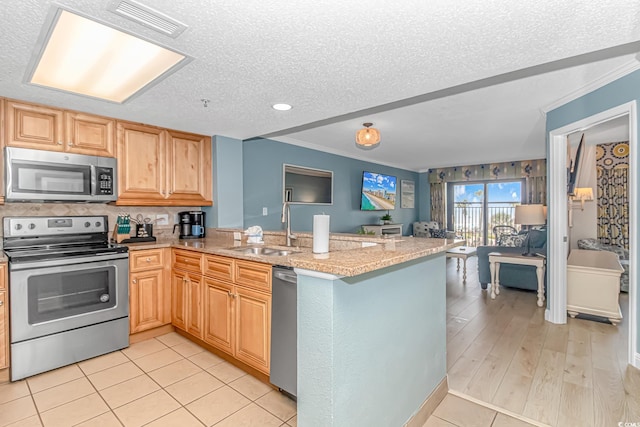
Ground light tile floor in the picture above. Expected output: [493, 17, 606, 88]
[0, 331, 538, 427]
[424, 394, 541, 427]
[0, 332, 297, 427]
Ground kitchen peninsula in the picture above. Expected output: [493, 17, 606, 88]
[130, 231, 460, 426]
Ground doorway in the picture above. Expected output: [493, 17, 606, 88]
[548, 101, 637, 367]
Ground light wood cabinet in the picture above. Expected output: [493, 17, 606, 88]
[166, 130, 212, 205]
[116, 123, 212, 206]
[204, 277, 234, 355]
[202, 254, 271, 374]
[172, 250, 204, 339]
[234, 286, 271, 373]
[5, 100, 115, 156]
[0, 100, 4, 204]
[64, 112, 115, 156]
[116, 122, 167, 204]
[172, 251, 272, 375]
[0, 263, 8, 370]
[129, 249, 170, 334]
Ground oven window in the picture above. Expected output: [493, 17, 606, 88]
[13, 163, 90, 195]
[27, 267, 116, 324]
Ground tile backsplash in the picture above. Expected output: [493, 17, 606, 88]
[0, 203, 200, 238]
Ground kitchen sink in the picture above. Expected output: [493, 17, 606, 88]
[229, 246, 300, 256]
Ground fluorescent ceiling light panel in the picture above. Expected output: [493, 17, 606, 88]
[29, 9, 188, 103]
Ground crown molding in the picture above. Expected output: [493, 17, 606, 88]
[541, 59, 640, 114]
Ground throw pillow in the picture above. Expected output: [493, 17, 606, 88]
[430, 228, 447, 238]
[500, 234, 527, 247]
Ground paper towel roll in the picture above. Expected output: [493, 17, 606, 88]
[313, 214, 330, 253]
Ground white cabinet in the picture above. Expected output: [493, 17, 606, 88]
[567, 249, 623, 325]
[362, 223, 403, 236]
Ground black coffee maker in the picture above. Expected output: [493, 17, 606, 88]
[173, 211, 206, 239]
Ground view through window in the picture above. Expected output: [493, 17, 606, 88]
[448, 180, 523, 246]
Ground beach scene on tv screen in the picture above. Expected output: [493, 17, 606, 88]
[361, 172, 396, 210]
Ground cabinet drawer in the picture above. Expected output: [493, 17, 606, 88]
[235, 260, 272, 292]
[203, 255, 234, 282]
[130, 249, 164, 272]
[173, 249, 202, 273]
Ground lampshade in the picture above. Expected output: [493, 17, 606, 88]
[356, 123, 380, 147]
[572, 187, 594, 210]
[514, 204, 546, 226]
[573, 187, 594, 202]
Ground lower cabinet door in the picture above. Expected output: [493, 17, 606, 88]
[130, 269, 166, 333]
[235, 286, 271, 374]
[171, 271, 188, 331]
[187, 274, 203, 339]
[203, 278, 234, 355]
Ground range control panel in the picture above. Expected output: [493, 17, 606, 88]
[3, 216, 108, 238]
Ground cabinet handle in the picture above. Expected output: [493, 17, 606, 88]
[57, 141, 63, 145]
[0, 300, 3, 306]
[146, 258, 151, 262]
[132, 279, 137, 284]
[68, 142, 73, 146]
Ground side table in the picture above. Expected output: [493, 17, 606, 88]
[446, 246, 477, 284]
[488, 252, 546, 307]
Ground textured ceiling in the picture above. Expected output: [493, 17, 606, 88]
[1, 0, 639, 171]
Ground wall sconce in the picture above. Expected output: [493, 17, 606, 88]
[355, 123, 380, 147]
[571, 187, 594, 210]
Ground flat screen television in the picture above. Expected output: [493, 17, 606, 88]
[360, 171, 397, 211]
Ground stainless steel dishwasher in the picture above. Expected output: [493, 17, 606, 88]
[270, 266, 297, 398]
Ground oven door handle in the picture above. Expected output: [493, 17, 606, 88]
[9, 252, 129, 271]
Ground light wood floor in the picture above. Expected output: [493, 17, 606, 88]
[445, 257, 640, 427]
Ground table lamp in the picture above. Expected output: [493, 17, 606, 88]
[514, 204, 546, 257]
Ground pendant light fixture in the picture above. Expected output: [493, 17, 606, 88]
[356, 123, 380, 147]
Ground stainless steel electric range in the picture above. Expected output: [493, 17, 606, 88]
[3, 215, 129, 380]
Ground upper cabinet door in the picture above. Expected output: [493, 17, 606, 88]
[166, 130, 212, 206]
[116, 122, 167, 204]
[5, 100, 64, 151]
[65, 112, 115, 157]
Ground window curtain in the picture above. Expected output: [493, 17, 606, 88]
[428, 159, 546, 228]
[596, 142, 629, 249]
[430, 182, 445, 228]
[525, 176, 546, 205]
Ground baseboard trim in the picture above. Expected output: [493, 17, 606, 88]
[404, 376, 448, 427]
[129, 324, 175, 344]
[448, 390, 550, 427]
[0, 368, 9, 384]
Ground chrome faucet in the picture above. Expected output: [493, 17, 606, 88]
[281, 202, 297, 246]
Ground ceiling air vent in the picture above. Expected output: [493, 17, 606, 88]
[108, 0, 187, 38]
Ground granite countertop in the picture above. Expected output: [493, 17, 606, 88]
[126, 231, 464, 277]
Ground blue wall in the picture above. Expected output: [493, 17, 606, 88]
[243, 138, 420, 234]
[546, 69, 640, 356]
[203, 135, 244, 228]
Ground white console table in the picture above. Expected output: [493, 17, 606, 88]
[362, 223, 403, 236]
[567, 249, 623, 325]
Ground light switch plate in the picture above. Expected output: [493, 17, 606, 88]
[156, 214, 169, 225]
[262, 207, 268, 216]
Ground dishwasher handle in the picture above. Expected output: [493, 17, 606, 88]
[274, 270, 297, 284]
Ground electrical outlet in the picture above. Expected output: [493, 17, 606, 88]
[262, 207, 268, 216]
[156, 214, 169, 226]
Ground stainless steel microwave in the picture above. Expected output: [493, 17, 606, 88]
[4, 147, 117, 203]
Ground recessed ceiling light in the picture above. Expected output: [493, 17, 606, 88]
[26, 8, 192, 103]
[272, 103, 292, 111]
